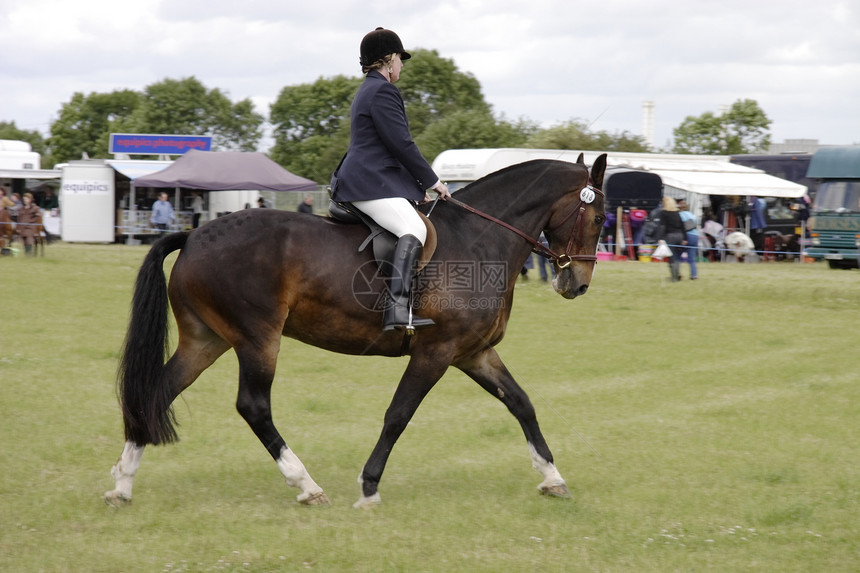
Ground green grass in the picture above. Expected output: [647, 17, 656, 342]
[1, 244, 858, 572]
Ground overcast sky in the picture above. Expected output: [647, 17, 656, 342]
[2, 0, 858, 153]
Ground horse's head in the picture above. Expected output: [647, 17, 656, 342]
[545, 153, 607, 299]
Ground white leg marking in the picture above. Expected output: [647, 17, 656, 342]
[352, 472, 381, 509]
[276, 446, 326, 503]
[528, 442, 566, 490]
[104, 441, 144, 505]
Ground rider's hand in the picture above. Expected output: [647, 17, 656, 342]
[431, 181, 451, 200]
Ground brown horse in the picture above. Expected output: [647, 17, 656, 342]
[0, 208, 13, 252]
[105, 155, 607, 508]
[0, 207, 46, 255]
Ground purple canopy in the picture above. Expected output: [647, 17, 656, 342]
[133, 149, 318, 192]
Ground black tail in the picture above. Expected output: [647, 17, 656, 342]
[118, 232, 189, 445]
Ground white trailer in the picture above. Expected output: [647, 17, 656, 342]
[432, 148, 807, 197]
[432, 148, 807, 218]
[0, 139, 60, 194]
[0, 139, 41, 170]
[59, 161, 121, 242]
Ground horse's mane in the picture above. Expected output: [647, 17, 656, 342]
[445, 159, 584, 208]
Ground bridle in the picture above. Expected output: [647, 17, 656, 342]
[443, 183, 605, 269]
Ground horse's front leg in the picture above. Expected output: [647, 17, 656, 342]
[104, 440, 145, 506]
[355, 351, 450, 508]
[457, 348, 571, 498]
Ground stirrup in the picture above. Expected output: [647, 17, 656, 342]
[383, 304, 434, 335]
[383, 317, 435, 336]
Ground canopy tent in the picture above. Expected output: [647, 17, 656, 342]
[134, 149, 318, 192]
[433, 148, 808, 199]
[108, 159, 172, 181]
[610, 156, 808, 226]
[610, 156, 808, 199]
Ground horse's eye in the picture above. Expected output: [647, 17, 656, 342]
[594, 215, 606, 225]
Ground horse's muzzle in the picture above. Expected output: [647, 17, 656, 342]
[552, 274, 590, 299]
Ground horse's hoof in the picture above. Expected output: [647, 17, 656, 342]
[104, 491, 132, 507]
[353, 493, 382, 509]
[539, 483, 572, 499]
[299, 491, 331, 506]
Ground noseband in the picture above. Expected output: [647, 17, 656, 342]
[444, 184, 605, 268]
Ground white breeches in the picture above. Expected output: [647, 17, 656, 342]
[351, 197, 427, 245]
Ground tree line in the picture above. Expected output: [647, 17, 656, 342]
[1, 49, 771, 183]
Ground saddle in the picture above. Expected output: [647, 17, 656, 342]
[328, 200, 437, 272]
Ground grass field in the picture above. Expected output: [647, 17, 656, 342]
[1, 244, 858, 572]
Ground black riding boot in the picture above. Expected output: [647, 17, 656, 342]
[383, 234, 435, 333]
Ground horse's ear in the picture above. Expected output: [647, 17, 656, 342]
[591, 153, 607, 190]
[576, 152, 585, 165]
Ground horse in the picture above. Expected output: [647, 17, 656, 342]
[104, 155, 607, 508]
[0, 204, 15, 250]
[31, 211, 47, 256]
[0, 207, 13, 253]
[0, 207, 46, 256]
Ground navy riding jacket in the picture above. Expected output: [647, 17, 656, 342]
[331, 70, 438, 202]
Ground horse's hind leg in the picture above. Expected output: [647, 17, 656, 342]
[105, 330, 230, 506]
[457, 348, 570, 498]
[233, 341, 329, 506]
[104, 441, 145, 506]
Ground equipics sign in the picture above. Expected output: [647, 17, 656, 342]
[109, 134, 212, 155]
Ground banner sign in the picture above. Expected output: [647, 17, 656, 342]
[109, 133, 212, 155]
[61, 178, 112, 196]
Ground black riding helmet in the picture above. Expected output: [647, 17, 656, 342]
[359, 27, 411, 67]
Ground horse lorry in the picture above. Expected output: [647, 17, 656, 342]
[805, 146, 860, 269]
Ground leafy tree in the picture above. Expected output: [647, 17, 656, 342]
[0, 121, 47, 156]
[588, 129, 651, 152]
[269, 74, 360, 182]
[49, 89, 142, 163]
[269, 50, 499, 182]
[672, 99, 771, 155]
[139, 77, 263, 151]
[524, 119, 649, 152]
[48, 78, 263, 164]
[416, 110, 537, 161]
[396, 49, 490, 134]
[270, 75, 360, 143]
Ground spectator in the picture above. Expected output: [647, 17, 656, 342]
[297, 194, 314, 214]
[39, 189, 59, 210]
[656, 196, 686, 282]
[17, 192, 41, 255]
[0, 187, 14, 209]
[536, 233, 555, 282]
[191, 192, 204, 228]
[749, 196, 767, 254]
[678, 200, 699, 280]
[150, 192, 175, 232]
[9, 192, 23, 219]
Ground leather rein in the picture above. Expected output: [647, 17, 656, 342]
[442, 184, 605, 268]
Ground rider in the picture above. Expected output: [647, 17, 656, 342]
[331, 27, 450, 332]
[17, 192, 40, 255]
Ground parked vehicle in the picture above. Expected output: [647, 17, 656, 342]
[804, 146, 860, 269]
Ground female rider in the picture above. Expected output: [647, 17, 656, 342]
[331, 28, 450, 332]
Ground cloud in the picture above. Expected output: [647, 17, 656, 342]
[1, 0, 858, 147]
